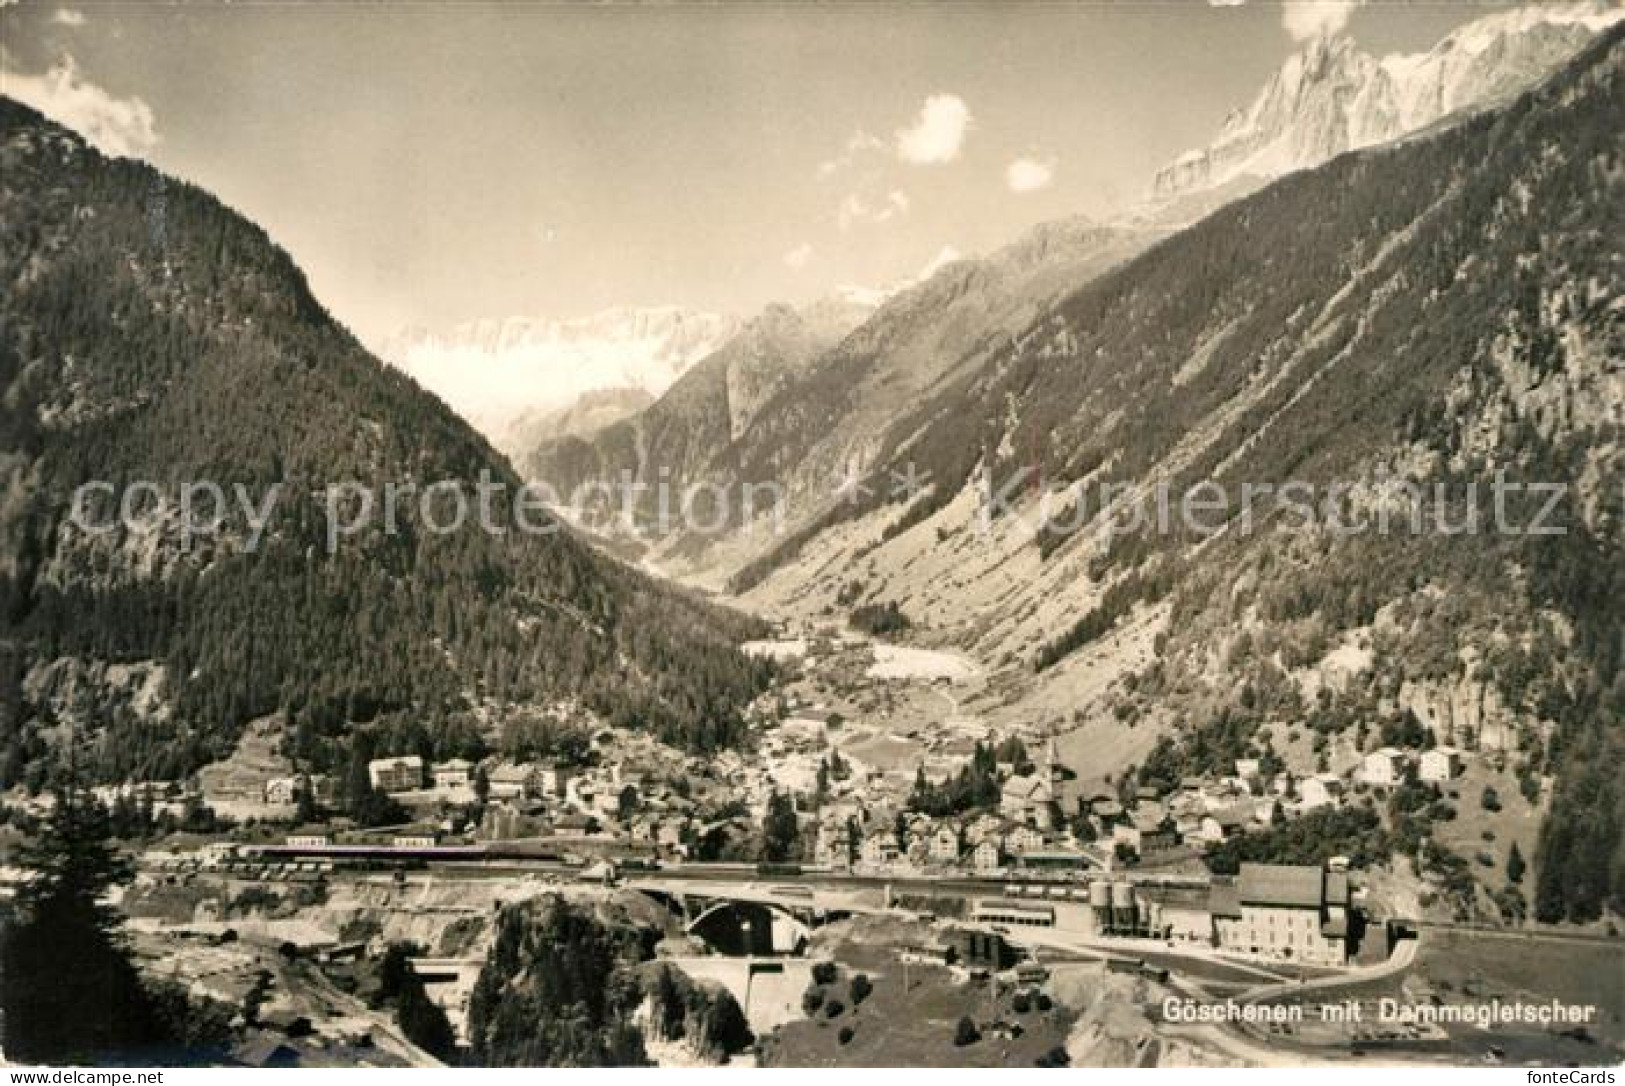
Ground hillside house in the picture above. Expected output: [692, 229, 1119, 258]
[816, 821, 854, 868]
[1134, 813, 1181, 854]
[861, 833, 899, 869]
[367, 756, 424, 793]
[1005, 824, 1045, 856]
[1299, 774, 1345, 811]
[966, 813, 1005, 844]
[263, 777, 300, 805]
[487, 763, 535, 800]
[1419, 747, 1463, 782]
[1001, 773, 1054, 827]
[1360, 748, 1408, 787]
[432, 759, 473, 789]
[1200, 804, 1251, 844]
[929, 825, 961, 863]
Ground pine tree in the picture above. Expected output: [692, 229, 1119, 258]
[296, 771, 319, 823]
[761, 791, 800, 863]
[652, 965, 685, 1040]
[699, 989, 752, 1061]
[0, 779, 179, 1062]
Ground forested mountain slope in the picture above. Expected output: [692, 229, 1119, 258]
[0, 98, 771, 785]
[735, 28, 1623, 921]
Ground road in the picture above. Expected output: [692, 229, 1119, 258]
[1236, 933, 1420, 1006]
[1414, 920, 1623, 947]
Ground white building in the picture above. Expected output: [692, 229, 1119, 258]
[861, 833, 899, 868]
[1419, 747, 1464, 783]
[487, 763, 535, 800]
[1005, 825, 1045, 856]
[1360, 748, 1408, 787]
[815, 821, 853, 868]
[432, 759, 473, 789]
[368, 755, 425, 793]
[1299, 774, 1345, 811]
[263, 777, 299, 805]
[1000, 774, 1051, 826]
[1214, 864, 1353, 966]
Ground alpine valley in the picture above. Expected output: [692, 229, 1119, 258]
[526, 12, 1625, 925]
[1, 2, 1623, 1071]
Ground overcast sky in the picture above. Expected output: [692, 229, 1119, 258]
[1, 1, 1517, 345]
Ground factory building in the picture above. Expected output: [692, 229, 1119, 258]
[1213, 863, 1353, 965]
[969, 899, 1056, 928]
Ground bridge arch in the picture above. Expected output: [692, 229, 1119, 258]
[685, 900, 810, 957]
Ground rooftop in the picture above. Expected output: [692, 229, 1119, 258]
[1238, 863, 1327, 909]
[1209, 882, 1243, 918]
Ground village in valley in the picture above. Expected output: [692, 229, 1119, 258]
[6, 617, 1608, 1069]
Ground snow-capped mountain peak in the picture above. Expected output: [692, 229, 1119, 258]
[1152, 1, 1622, 200]
[377, 305, 740, 454]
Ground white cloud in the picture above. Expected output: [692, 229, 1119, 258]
[837, 189, 910, 232]
[817, 129, 885, 178]
[0, 56, 157, 158]
[1208, 0, 1247, 7]
[895, 93, 971, 165]
[1005, 156, 1056, 193]
[51, 8, 87, 26]
[783, 243, 814, 270]
[1282, 0, 1363, 41]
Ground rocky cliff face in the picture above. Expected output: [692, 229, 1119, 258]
[522, 300, 860, 523]
[1152, 2, 1621, 200]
